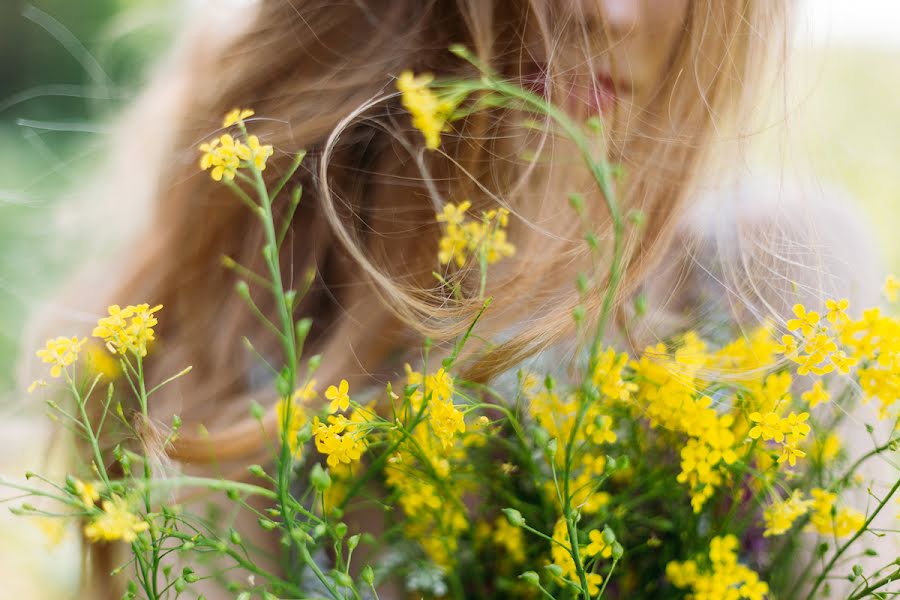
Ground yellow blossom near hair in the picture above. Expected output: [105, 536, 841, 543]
[199, 134, 244, 182]
[223, 108, 254, 127]
[436, 200, 472, 226]
[436, 202, 515, 267]
[276, 396, 309, 460]
[591, 347, 637, 402]
[36, 336, 86, 378]
[883, 274, 900, 302]
[396, 70, 456, 150]
[83, 495, 149, 543]
[92, 304, 162, 357]
[245, 135, 274, 171]
[198, 115, 273, 182]
[801, 380, 829, 409]
[73, 478, 100, 509]
[787, 303, 820, 337]
[325, 379, 351, 413]
[763, 490, 812, 536]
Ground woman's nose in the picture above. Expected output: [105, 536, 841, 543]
[576, 0, 641, 37]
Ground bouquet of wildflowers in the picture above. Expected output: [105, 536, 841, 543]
[5, 48, 899, 600]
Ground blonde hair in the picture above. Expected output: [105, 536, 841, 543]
[74, 0, 786, 463]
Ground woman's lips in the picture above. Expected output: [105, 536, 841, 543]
[524, 67, 624, 116]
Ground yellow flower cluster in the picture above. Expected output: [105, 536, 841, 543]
[527, 374, 616, 514]
[666, 535, 768, 600]
[630, 332, 755, 512]
[436, 201, 515, 268]
[781, 302, 856, 376]
[761, 486, 864, 539]
[762, 490, 812, 537]
[841, 307, 900, 418]
[199, 109, 273, 182]
[313, 412, 367, 469]
[396, 71, 456, 150]
[83, 495, 149, 544]
[383, 365, 473, 567]
[748, 409, 810, 466]
[405, 365, 467, 450]
[36, 336, 86, 378]
[93, 303, 162, 357]
[807, 488, 865, 538]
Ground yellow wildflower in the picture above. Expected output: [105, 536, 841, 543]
[243, 134, 274, 171]
[808, 488, 865, 538]
[325, 379, 351, 413]
[429, 398, 466, 450]
[199, 134, 244, 182]
[778, 437, 806, 466]
[313, 415, 366, 468]
[825, 298, 849, 326]
[92, 304, 162, 357]
[668, 535, 768, 600]
[883, 274, 900, 302]
[73, 478, 100, 509]
[801, 380, 829, 409]
[748, 412, 784, 443]
[436, 200, 472, 226]
[83, 496, 149, 543]
[223, 108, 255, 127]
[36, 336, 86, 378]
[763, 490, 812, 536]
[396, 70, 455, 150]
[585, 529, 613, 559]
[787, 303, 820, 337]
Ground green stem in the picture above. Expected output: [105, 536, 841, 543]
[847, 568, 900, 600]
[805, 477, 900, 600]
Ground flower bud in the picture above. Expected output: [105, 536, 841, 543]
[347, 534, 360, 551]
[310, 463, 331, 492]
[361, 565, 375, 586]
[502, 508, 525, 527]
[601, 526, 616, 545]
[520, 571, 541, 586]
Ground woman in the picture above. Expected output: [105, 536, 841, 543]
[36, 0, 882, 596]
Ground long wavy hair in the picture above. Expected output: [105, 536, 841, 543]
[71, 0, 781, 468]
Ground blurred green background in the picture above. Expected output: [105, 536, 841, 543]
[0, 1, 898, 598]
[0, 0, 174, 395]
